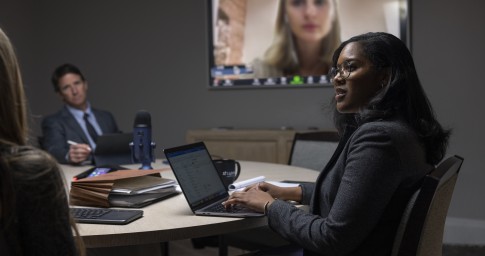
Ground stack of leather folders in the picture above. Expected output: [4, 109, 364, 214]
[70, 169, 178, 208]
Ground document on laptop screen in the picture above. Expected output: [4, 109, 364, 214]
[167, 147, 226, 204]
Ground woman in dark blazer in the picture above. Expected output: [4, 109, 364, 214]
[224, 32, 450, 255]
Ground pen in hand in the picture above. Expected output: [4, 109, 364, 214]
[67, 140, 78, 146]
[67, 140, 91, 151]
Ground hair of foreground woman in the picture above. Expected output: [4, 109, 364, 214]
[0, 27, 85, 256]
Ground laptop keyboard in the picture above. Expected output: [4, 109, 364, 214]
[71, 207, 111, 219]
[206, 203, 246, 213]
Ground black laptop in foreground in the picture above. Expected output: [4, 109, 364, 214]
[164, 142, 264, 218]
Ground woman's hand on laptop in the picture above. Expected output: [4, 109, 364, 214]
[223, 187, 275, 213]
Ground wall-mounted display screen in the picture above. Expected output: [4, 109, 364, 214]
[207, 0, 410, 89]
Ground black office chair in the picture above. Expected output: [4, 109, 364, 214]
[288, 131, 340, 171]
[391, 155, 464, 256]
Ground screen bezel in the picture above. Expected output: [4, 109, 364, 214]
[206, 0, 411, 90]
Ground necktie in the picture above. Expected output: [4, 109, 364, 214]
[83, 113, 98, 142]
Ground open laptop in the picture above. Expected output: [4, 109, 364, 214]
[93, 132, 133, 166]
[163, 142, 264, 217]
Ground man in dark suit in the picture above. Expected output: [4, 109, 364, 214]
[42, 63, 120, 164]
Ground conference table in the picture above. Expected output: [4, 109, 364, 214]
[62, 160, 319, 249]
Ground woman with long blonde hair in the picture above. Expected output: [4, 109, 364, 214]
[0, 27, 84, 256]
[253, 0, 341, 78]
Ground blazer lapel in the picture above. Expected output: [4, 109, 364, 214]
[310, 125, 356, 214]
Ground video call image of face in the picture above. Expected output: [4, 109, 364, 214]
[209, 0, 408, 88]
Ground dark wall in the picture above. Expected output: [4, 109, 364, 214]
[1, 0, 484, 220]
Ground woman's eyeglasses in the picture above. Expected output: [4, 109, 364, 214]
[328, 61, 353, 82]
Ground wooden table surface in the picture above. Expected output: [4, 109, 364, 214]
[62, 160, 318, 248]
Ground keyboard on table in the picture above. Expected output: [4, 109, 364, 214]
[70, 207, 143, 225]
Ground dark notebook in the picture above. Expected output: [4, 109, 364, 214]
[164, 142, 264, 218]
[109, 186, 179, 208]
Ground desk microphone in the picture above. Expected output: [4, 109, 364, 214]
[130, 110, 156, 170]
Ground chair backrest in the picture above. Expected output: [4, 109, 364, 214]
[288, 131, 340, 171]
[391, 155, 464, 256]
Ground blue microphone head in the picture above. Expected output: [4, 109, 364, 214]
[134, 110, 151, 128]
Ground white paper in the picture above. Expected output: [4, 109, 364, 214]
[266, 181, 300, 188]
[228, 176, 266, 190]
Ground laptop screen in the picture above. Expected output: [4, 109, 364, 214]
[93, 133, 133, 166]
[164, 143, 227, 208]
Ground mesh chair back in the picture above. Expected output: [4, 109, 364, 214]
[288, 131, 339, 171]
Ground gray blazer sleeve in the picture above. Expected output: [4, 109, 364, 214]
[300, 182, 315, 205]
[41, 114, 72, 164]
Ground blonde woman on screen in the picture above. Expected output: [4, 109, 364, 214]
[0, 27, 84, 256]
[252, 0, 341, 78]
